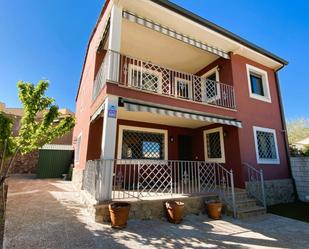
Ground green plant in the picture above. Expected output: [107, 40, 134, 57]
[0, 80, 75, 185]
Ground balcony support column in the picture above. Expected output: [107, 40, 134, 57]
[107, 4, 122, 82]
[96, 95, 119, 201]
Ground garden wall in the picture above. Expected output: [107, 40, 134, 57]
[291, 157, 309, 202]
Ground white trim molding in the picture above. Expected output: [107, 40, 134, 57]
[117, 125, 168, 160]
[246, 64, 271, 103]
[74, 132, 82, 164]
[202, 66, 220, 81]
[253, 126, 280, 164]
[203, 127, 225, 163]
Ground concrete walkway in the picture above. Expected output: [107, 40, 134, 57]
[3, 175, 309, 249]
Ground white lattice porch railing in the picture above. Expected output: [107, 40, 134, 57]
[83, 159, 237, 217]
[92, 50, 236, 110]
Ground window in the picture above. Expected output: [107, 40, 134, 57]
[203, 127, 225, 163]
[253, 126, 279, 164]
[117, 126, 168, 160]
[175, 77, 192, 99]
[202, 67, 221, 102]
[128, 64, 162, 93]
[75, 133, 82, 163]
[246, 64, 271, 102]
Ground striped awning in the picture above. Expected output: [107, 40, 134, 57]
[122, 11, 229, 59]
[124, 102, 242, 128]
[90, 102, 105, 122]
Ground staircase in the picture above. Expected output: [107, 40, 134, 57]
[227, 188, 266, 218]
[225, 162, 267, 219]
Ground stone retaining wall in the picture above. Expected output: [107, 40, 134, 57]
[264, 179, 295, 205]
[291, 157, 309, 202]
[245, 178, 295, 206]
[94, 195, 219, 223]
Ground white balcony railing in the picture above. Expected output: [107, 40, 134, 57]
[93, 50, 236, 109]
[83, 159, 237, 217]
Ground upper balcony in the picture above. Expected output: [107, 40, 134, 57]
[93, 50, 236, 110]
[91, 5, 238, 114]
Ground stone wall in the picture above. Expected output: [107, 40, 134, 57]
[245, 178, 295, 206]
[9, 151, 39, 174]
[291, 157, 309, 202]
[264, 179, 295, 205]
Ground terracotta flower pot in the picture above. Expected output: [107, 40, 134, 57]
[206, 201, 223, 220]
[109, 202, 131, 229]
[165, 201, 184, 224]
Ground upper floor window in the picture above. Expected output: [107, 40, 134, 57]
[246, 64, 271, 103]
[203, 127, 225, 163]
[253, 126, 279, 164]
[128, 64, 162, 93]
[117, 125, 168, 160]
[202, 67, 220, 102]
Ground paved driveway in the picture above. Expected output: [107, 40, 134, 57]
[3, 175, 309, 249]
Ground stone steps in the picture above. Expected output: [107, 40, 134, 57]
[236, 206, 266, 219]
[225, 188, 266, 219]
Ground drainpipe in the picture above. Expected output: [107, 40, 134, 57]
[274, 65, 299, 201]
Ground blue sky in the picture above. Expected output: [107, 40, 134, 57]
[0, 0, 308, 119]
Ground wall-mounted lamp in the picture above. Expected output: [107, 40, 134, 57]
[223, 130, 228, 137]
[170, 136, 174, 143]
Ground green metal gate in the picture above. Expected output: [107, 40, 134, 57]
[37, 144, 74, 178]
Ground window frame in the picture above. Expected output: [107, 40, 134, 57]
[203, 127, 225, 163]
[74, 132, 82, 164]
[175, 77, 193, 100]
[128, 64, 163, 94]
[202, 66, 221, 102]
[253, 126, 280, 164]
[117, 125, 168, 161]
[246, 64, 271, 103]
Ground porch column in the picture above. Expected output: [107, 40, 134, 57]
[107, 4, 122, 82]
[96, 95, 119, 201]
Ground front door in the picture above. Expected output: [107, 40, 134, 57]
[178, 135, 193, 161]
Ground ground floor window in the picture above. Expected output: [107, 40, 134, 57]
[253, 126, 279, 164]
[203, 127, 225, 163]
[117, 125, 168, 160]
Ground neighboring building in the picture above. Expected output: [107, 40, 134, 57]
[73, 0, 294, 213]
[0, 101, 74, 173]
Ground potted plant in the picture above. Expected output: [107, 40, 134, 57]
[109, 202, 131, 229]
[206, 201, 223, 220]
[165, 200, 184, 224]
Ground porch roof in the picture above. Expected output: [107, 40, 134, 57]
[122, 99, 242, 128]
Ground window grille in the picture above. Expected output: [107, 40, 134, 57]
[205, 79, 219, 100]
[256, 131, 277, 159]
[121, 130, 165, 159]
[129, 64, 161, 93]
[206, 131, 222, 159]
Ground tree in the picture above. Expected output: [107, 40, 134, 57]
[0, 80, 75, 185]
[286, 118, 309, 144]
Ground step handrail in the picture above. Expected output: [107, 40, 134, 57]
[243, 162, 266, 208]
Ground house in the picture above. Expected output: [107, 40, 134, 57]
[0, 101, 74, 173]
[72, 0, 294, 218]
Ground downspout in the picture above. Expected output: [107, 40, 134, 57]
[274, 65, 299, 201]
